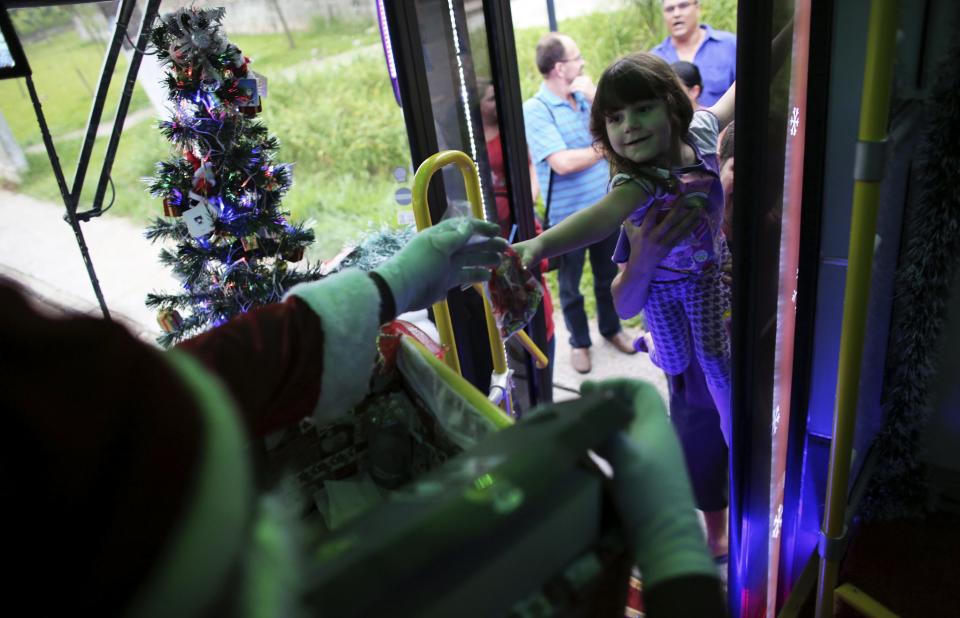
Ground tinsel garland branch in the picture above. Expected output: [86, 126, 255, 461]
[858, 13, 960, 522]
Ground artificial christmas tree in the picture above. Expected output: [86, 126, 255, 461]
[145, 7, 318, 346]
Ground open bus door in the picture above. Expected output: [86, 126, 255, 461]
[381, 0, 551, 410]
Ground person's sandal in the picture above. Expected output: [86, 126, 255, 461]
[605, 331, 638, 355]
[570, 347, 591, 373]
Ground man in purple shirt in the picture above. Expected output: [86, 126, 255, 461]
[651, 1, 736, 107]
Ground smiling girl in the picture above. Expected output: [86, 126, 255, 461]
[513, 52, 735, 443]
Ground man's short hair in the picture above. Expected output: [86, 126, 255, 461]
[535, 33, 568, 76]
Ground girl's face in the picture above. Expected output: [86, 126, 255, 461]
[604, 99, 673, 166]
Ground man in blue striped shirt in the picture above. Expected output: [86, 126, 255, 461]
[523, 33, 634, 374]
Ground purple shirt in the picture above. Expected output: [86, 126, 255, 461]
[611, 111, 724, 275]
[651, 25, 737, 107]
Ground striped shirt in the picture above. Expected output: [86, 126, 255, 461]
[523, 83, 610, 226]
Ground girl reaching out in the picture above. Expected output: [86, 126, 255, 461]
[513, 52, 735, 444]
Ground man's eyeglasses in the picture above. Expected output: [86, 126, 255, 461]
[663, 1, 697, 13]
[560, 54, 582, 63]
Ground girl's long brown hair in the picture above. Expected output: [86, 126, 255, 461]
[589, 52, 693, 192]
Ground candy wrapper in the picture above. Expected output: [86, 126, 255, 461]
[486, 246, 543, 339]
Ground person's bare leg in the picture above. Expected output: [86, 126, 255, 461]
[704, 378, 731, 559]
[703, 508, 729, 558]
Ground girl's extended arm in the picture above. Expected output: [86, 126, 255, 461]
[708, 82, 736, 130]
[611, 204, 702, 318]
[513, 181, 648, 269]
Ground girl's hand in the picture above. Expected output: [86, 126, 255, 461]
[511, 238, 542, 270]
[625, 203, 701, 271]
[721, 251, 733, 287]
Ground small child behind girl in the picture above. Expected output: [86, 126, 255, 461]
[513, 52, 735, 444]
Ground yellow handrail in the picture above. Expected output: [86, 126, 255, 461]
[815, 1, 899, 615]
[411, 150, 548, 412]
[404, 337, 514, 429]
[411, 151, 506, 375]
[833, 584, 900, 618]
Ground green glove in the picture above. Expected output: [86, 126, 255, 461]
[580, 378, 716, 588]
[374, 217, 507, 315]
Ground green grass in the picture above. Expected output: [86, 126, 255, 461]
[230, 17, 379, 77]
[18, 118, 167, 217]
[0, 29, 152, 147]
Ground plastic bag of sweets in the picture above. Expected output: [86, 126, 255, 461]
[486, 245, 543, 339]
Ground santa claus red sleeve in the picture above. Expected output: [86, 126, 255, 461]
[177, 269, 387, 435]
[2, 270, 389, 616]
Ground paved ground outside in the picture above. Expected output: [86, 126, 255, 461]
[0, 188, 667, 405]
[550, 316, 668, 404]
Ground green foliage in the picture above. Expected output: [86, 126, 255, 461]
[625, 0, 738, 38]
[516, 3, 737, 101]
[230, 17, 378, 76]
[0, 28, 151, 146]
[8, 6, 73, 40]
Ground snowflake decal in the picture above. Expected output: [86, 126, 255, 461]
[788, 106, 800, 136]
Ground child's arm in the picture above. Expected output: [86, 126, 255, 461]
[611, 203, 702, 319]
[708, 82, 736, 130]
[513, 181, 648, 269]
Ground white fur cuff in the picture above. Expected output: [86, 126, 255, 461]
[285, 270, 381, 423]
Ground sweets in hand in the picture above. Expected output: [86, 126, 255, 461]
[487, 246, 543, 339]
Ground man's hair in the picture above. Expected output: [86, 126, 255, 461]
[535, 33, 569, 76]
[719, 120, 735, 165]
[671, 60, 702, 90]
[589, 52, 693, 188]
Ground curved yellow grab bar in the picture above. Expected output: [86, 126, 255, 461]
[411, 150, 508, 378]
[516, 330, 549, 369]
[403, 337, 513, 429]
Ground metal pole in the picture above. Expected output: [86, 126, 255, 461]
[546, 0, 558, 31]
[25, 74, 111, 319]
[68, 0, 138, 214]
[84, 0, 162, 220]
[814, 1, 899, 615]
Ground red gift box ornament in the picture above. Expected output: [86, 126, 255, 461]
[281, 244, 304, 263]
[157, 309, 184, 333]
[163, 197, 182, 217]
[236, 77, 261, 117]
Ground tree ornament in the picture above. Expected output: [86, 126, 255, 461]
[192, 160, 217, 193]
[157, 309, 184, 333]
[182, 191, 216, 237]
[163, 197, 182, 217]
[281, 245, 305, 263]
